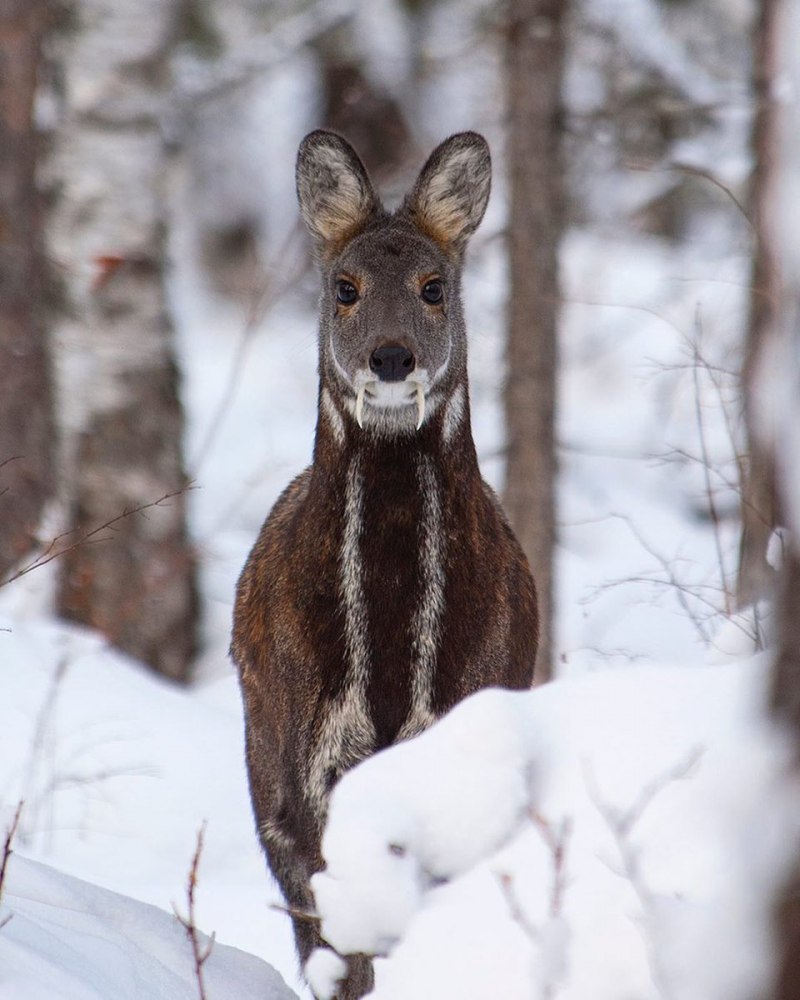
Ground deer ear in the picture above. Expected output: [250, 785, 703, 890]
[403, 132, 491, 254]
[296, 130, 380, 257]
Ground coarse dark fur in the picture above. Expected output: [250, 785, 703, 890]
[231, 130, 538, 999]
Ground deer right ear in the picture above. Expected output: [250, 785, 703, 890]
[296, 130, 380, 258]
[403, 132, 491, 256]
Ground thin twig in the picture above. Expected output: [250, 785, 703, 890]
[0, 802, 24, 931]
[19, 655, 69, 848]
[0, 486, 195, 588]
[691, 307, 732, 615]
[496, 812, 572, 1000]
[625, 159, 752, 227]
[607, 513, 713, 644]
[0, 456, 24, 502]
[173, 824, 215, 1000]
[0, 455, 23, 474]
[497, 870, 539, 941]
[530, 811, 572, 920]
[584, 565, 762, 648]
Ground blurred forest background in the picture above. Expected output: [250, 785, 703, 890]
[2, 0, 780, 681]
[2, 0, 800, 992]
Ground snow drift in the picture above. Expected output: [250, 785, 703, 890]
[310, 657, 798, 1000]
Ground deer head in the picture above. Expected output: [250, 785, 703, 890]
[296, 130, 491, 437]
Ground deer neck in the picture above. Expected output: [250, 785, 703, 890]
[308, 374, 480, 750]
[312, 376, 478, 489]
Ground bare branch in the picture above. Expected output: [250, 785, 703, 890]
[603, 513, 714, 644]
[0, 456, 23, 471]
[530, 811, 572, 920]
[497, 869, 539, 942]
[496, 812, 572, 999]
[0, 485, 195, 589]
[691, 307, 732, 615]
[0, 456, 24, 502]
[0, 801, 24, 931]
[173, 823, 214, 1000]
[625, 159, 752, 227]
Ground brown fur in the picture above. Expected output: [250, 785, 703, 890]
[231, 130, 537, 999]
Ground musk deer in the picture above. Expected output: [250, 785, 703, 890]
[231, 129, 538, 998]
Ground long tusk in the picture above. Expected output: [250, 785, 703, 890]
[355, 385, 366, 429]
[415, 383, 425, 430]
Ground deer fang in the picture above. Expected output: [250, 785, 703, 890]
[415, 383, 425, 430]
[355, 385, 366, 429]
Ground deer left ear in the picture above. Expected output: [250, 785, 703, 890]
[403, 132, 491, 255]
[296, 130, 381, 259]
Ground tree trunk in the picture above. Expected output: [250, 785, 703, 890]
[0, 0, 55, 578]
[51, 0, 197, 682]
[503, 0, 567, 683]
[771, 547, 800, 1000]
[750, 0, 800, 993]
[737, 0, 781, 609]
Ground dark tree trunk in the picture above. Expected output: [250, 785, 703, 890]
[313, 17, 412, 183]
[737, 0, 781, 609]
[749, 0, 800, 994]
[503, 0, 567, 682]
[770, 548, 800, 999]
[0, 0, 55, 578]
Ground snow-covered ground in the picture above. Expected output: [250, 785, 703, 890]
[1, 854, 292, 1000]
[1, 5, 793, 997]
[0, 612, 303, 997]
[310, 657, 796, 1000]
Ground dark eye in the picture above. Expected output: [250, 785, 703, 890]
[421, 279, 443, 305]
[336, 280, 359, 305]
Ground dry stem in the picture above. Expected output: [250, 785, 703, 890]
[0, 801, 24, 930]
[496, 812, 572, 1000]
[690, 309, 732, 615]
[173, 823, 215, 1000]
[0, 486, 194, 588]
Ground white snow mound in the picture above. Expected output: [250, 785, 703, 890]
[313, 658, 798, 1000]
[0, 853, 296, 1000]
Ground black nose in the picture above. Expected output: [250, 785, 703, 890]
[369, 345, 416, 382]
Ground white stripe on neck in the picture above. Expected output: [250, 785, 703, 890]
[442, 384, 466, 444]
[306, 453, 375, 817]
[398, 452, 444, 740]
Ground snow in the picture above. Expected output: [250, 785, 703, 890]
[0, 613, 304, 996]
[304, 949, 347, 1000]
[313, 659, 798, 1000]
[1, 1, 794, 996]
[0, 854, 292, 1000]
[766, 526, 787, 571]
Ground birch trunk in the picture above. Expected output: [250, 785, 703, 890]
[503, 0, 567, 683]
[0, 0, 55, 578]
[51, 0, 197, 682]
